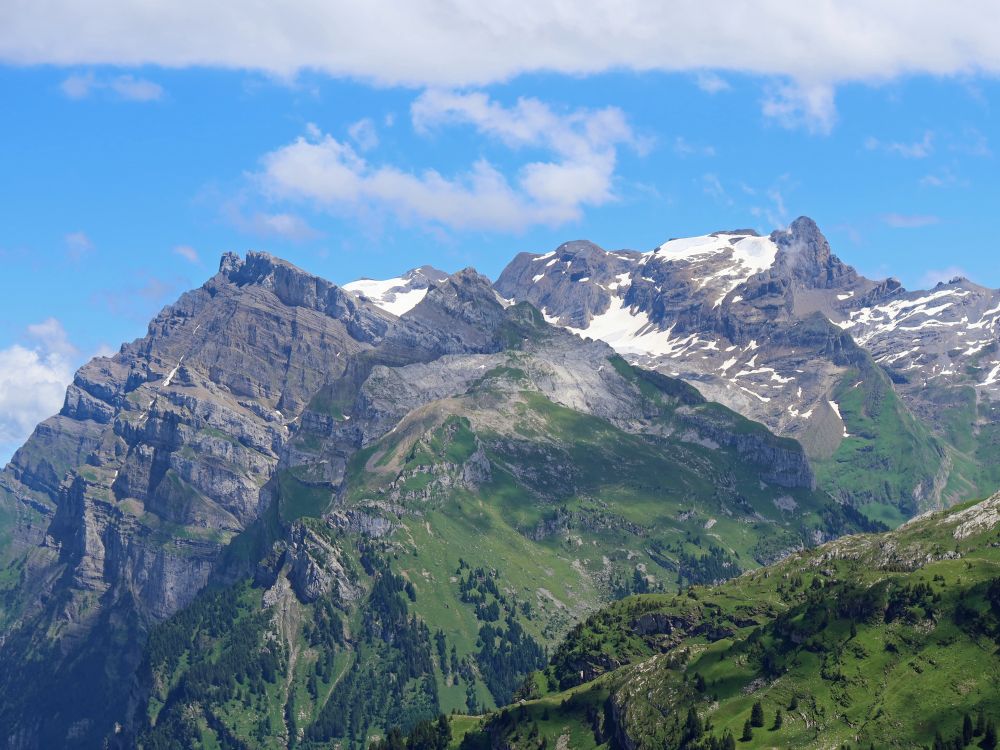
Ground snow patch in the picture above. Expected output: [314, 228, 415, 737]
[344, 276, 429, 316]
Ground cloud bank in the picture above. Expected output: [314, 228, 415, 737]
[258, 92, 637, 232]
[4, 2, 1000, 131]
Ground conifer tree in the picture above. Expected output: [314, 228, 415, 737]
[741, 720, 753, 742]
[964, 713, 974, 745]
[684, 706, 703, 741]
[750, 701, 764, 728]
[983, 721, 998, 750]
[772, 710, 783, 730]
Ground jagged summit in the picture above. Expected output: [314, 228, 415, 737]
[497, 217, 1000, 512]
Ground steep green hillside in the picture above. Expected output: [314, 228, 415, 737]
[451, 493, 1000, 750]
[137, 353, 873, 749]
[812, 362, 946, 523]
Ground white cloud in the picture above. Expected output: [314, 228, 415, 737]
[59, 71, 163, 101]
[695, 72, 731, 94]
[952, 127, 992, 157]
[761, 81, 837, 134]
[348, 118, 379, 151]
[65, 230, 93, 260]
[247, 211, 321, 240]
[0, 319, 77, 452]
[60, 71, 97, 99]
[919, 168, 967, 189]
[108, 74, 164, 101]
[701, 173, 729, 202]
[920, 266, 967, 287]
[258, 92, 637, 232]
[11, 3, 1000, 129]
[173, 245, 200, 264]
[673, 136, 715, 157]
[882, 213, 940, 228]
[748, 187, 790, 229]
[865, 131, 934, 158]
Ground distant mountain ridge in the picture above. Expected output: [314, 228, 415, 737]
[491, 217, 1000, 515]
[0, 249, 874, 748]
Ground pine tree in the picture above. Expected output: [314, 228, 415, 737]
[772, 710, 783, 730]
[436, 714, 452, 750]
[788, 695, 799, 711]
[983, 721, 998, 750]
[750, 701, 765, 728]
[684, 706, 703, 741]
[722, 731, 736, 750]
[964, 713, 974, 745]
[933, 730, 946, 750]
[740, 720, 753, 742]
[977, 711, 987, 737]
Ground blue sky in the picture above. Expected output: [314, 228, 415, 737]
[0, 2, 998, 460]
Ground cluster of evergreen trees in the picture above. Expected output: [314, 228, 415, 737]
[368, 714, 452, 750]
[140, 583, 286, 749]
[476, 615, 547, 706]
[308, 555, 439, 746]
[931, 711, 997, 750]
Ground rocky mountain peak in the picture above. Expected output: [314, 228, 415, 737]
[768, 215, 858, 290]
[405, 267, 509, 349]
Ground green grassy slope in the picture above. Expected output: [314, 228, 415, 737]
[452, 493, 1000, 750]
[813, 364, 946, 520]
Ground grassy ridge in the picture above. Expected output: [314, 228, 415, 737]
[453, 495, 1000, 750]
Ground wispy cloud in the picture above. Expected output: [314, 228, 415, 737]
[222, 197, 322, 241]
[673, 136, 715, 158]
[919, 168, 966, 189]
[701, 173, 730, 203]
[65, 230, 93, 261]
[93, 274, 188, 320]
[865, 131, 934, 158]
[761, 81, 836, 134]
[749, 187, 790, 229]
[920, 265, 967, 287]
[695, 72, 731, 94]
[347, 118, 379, 151]
[173, 245, 200, 264]
[60, 71, 163, 101]
[951, 127, 992, 157]
[882, 213, 940, 228]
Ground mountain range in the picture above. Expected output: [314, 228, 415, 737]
[0, 218, 997, 749]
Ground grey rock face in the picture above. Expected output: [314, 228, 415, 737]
[495, 218, 883, 440]
[285, 522, 359, 604]
[495, 216, 1000, 508]
[0, 252, 418, 748]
